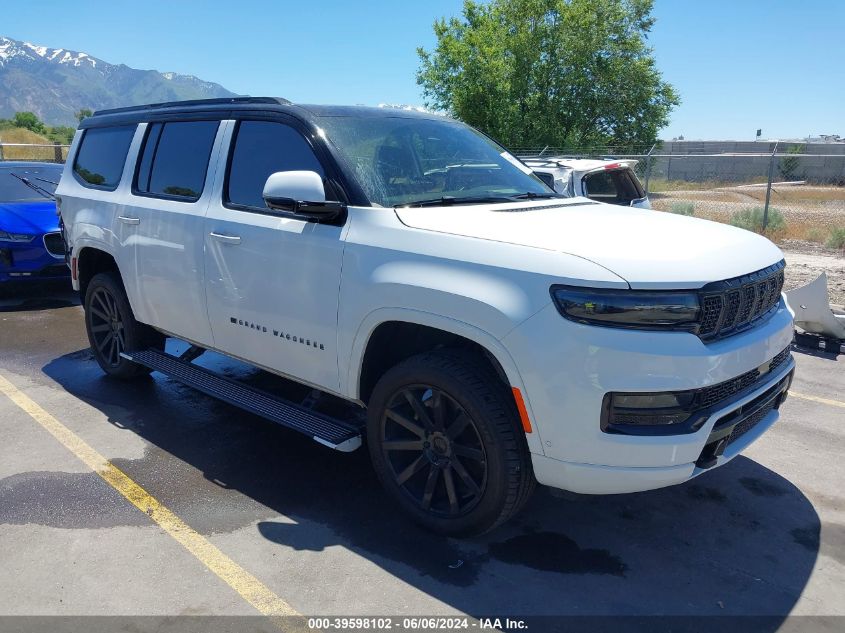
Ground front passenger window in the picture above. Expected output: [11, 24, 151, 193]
[226, 121, 325, 210]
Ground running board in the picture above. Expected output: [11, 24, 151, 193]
[120, 349, 362, 452]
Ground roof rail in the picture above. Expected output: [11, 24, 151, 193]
[92, 97, 291, 117]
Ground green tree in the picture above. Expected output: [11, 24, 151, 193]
[75, 108, 94, 123]
[12, 111, 47, 134]
[47, 126, 76, 144]
[417, 0, 679, 151]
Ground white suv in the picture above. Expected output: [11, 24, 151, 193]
[57, 98, 795, 535]
[524, 157, 651, 208]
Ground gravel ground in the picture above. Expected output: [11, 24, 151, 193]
[651, 186, 845, 233]
[781, 240, 845, 306]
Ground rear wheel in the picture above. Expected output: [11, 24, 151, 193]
[367, 350, 535, 536]
[84, 272, 163, 379]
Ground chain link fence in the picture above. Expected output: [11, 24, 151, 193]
[0, 142, 70, 163]
[2, 140, 843, 248]
[515, 142, 845, 249]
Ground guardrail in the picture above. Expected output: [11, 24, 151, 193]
[0, 142, 70, 163]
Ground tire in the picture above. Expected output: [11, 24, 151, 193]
[367, 349, 536, 536]
[83, 271, 163, 379]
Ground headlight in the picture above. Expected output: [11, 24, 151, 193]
[550, 285, 700, 331]
[0, 230, 35, 242]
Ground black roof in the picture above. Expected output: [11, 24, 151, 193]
[83, 97, 447, 129]
[92, 96, 291, 116]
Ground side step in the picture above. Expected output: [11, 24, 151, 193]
[121, 349, 362, 452]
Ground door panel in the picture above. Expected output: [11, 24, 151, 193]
[122, 120, 224, 346]
[203, 119, 345, 392]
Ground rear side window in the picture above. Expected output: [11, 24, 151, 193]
[73, 125, 136, 190]
[582, 168, 644, 206]
[226, 121, 325, 210]
[534, 171, 555, 189]
[135, 121, 219, 201]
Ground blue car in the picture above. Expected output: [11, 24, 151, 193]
[0, 161, 69, 284]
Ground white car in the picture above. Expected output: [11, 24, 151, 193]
[58, 98, 794, 535]
[524, 157, 651, 208]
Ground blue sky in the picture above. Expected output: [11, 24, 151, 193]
[3, 0, 841, 140]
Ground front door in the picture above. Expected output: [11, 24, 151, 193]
[203, 119, 346, 393]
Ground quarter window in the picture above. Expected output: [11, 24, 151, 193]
[73, 125, 136, 190]
[226, 121, 324, 209]
[135, 121, 219, 201]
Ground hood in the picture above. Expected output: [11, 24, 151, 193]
[0, 200, 60, 235]
[394, 199, 784, 288]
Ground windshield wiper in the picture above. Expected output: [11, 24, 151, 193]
[511, 191, 564, 200]
[8, 172, 56, 201]
[399, 195, 518, 208]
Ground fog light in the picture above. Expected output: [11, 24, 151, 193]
[603, 390, 697, 432]
[612, 392, 694, 409]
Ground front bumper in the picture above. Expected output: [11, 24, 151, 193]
[503, 297, 795, 493]
[0, 236, 69, 282]
[530, 358, 793, 494]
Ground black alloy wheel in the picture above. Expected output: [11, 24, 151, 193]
[87, 285, 126, 367]
[380, 385, 488, 517]
[83, 271, 162, 379]
[367, 349, 536, 535]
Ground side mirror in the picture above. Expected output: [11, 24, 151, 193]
[262, 171, 346, 221]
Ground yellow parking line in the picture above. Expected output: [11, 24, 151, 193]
[789, 390, 845, 409]
[0, 373, 299, 618]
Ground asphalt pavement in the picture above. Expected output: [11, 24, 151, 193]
[0, 281, 843, 630]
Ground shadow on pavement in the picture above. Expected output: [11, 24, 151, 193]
[41, 347, 820, 622]
[0, 279, 77, 312]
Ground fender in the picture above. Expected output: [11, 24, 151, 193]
[71, 239, 119, 292]
[343, 306, 547, 456]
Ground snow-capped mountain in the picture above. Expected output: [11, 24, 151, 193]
[0, 36, 236, 126]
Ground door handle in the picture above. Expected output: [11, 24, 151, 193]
[209, 232, 241, 245]
[118, 215, 140, 225]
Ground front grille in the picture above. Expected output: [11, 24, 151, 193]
[698, 260, 785, 340]
[697, 346, 791, 410]
[727, 397, 778, 446]
[694, 375, 788, 470]
[43, 232, 65, 258]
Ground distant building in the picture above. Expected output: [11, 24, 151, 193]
[808, 134, 843, 144]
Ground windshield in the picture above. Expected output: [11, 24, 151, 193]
[0, 164, 62, 202]
[318, 115, 553, 207]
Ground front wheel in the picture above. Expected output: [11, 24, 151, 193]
[84, 272, 163, 379]
[367, 350, 535, 536]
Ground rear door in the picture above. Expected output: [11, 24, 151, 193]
[202, 118, 346, 392]
[120, 119, 225, 346]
